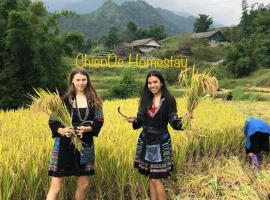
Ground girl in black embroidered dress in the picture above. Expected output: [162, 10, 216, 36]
[46, 67, 104, 200]
[127, 70, 192, 200]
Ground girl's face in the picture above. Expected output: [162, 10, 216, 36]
[72, 73, 88, 93]
[147, 75, 162, 95]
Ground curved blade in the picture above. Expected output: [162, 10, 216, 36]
[117, 106, 129, 119]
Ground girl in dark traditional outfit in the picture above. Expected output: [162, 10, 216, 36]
[46, 67, 104, 200]
[244, 117, 270, 169]
[127, 70, 192, 200]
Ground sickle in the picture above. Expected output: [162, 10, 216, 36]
[117, 106, 129, 119]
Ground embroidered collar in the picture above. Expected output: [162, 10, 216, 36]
[148, 97, 165, 117]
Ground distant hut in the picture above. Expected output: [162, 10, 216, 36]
[192, 30, 230, 47]
[124, 38, 162, 53]
[192, 30, 229, 42]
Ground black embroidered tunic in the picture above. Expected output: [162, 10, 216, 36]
[48, 96, 104, 177]
[132, 97, 182, 179]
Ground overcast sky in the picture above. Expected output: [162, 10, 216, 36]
[43, 0, 270, 26]
[147, 0, 270, 26]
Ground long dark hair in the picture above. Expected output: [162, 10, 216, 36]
[66, 67, 102, 109]
[138, 70, 176, 113]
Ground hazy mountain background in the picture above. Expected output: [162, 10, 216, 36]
[43, 0, 223, 39]
[45, 0, 130, 14]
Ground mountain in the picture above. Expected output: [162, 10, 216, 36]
[44, 0, 135, 14]
[120, 1, 188, 34]
[57, 0, 195, 39]
[156, 7, 195, 33]
[57, 1, 127, 39]
[174, 10, 193, 18]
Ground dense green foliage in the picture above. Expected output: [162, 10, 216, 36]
[193, 14, 213, 33]
[225, 36, 258, 77]
[103, 26, 120, 49]
[101, 22, 167, 49]
[0, 0, 71, 109]
[156, 35, 225, 63]
[104, 68, 142, 99]
[224, 2, 270, 77]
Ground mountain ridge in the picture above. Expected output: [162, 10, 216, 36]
[57, 0, 197, 39]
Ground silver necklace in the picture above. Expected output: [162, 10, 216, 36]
[75, 97, 90, 122]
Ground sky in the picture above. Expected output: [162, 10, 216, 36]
[146, 0, 270, 26]
[42, 0, 270, 26]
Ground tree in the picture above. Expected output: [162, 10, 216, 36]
[81, 39, 97, 53]
[105, 69, 142, 99]
[120, 21, 138, 43]
[62, 32, 85, 56]
[148, 24, 167, 40]
[240, 0, 252, 37]
[193, 14, 213, 33]
[136, 27, 148, 39]
[228, 2, 270, 69]
[104, 26, 120, 49]
[126, 21, 137, 41]
[225, 35, 258, 77]
[0, 1, 70, 109]
[127, 21, 137, 33]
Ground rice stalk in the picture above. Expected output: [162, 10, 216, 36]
[179, 65, 219, 129]
[29, 88, 83, 152]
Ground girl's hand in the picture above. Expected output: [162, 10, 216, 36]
[58, 127, 72, 137]
[127, 117, 137, 123]
[185, 112, 193, 119]
[76, 126, 92, 138]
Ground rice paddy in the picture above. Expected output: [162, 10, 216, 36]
[0, 99, 270, 200]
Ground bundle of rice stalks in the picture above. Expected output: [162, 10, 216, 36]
[178, 65, 219, 129]
[179, 157, 260, 199]
[217, 158, 259, 200]
[179, 173, 219, 199]
[29, 88, 83, 152]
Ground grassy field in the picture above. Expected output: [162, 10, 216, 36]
[1, 98, 270, 199]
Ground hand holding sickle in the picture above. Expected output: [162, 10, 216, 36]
[117, 106, 136, 123]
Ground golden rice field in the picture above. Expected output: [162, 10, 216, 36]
[1, 98, 270, 200]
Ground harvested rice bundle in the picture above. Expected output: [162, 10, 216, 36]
[179, 157, 260, 199]
[179, 173, 219, 199]
[179, 66, 219, 129]
[29, 88, 83, 152]
[218, 158, 259, 200]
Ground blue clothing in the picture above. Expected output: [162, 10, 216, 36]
[244, 117, 270, 149]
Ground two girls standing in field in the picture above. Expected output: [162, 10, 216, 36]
[45, 68, 189, 200]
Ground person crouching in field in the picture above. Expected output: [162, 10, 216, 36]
[244, 117, 270, 169]
[46, 67, 104, 200]
[126, 70, 192, 200]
